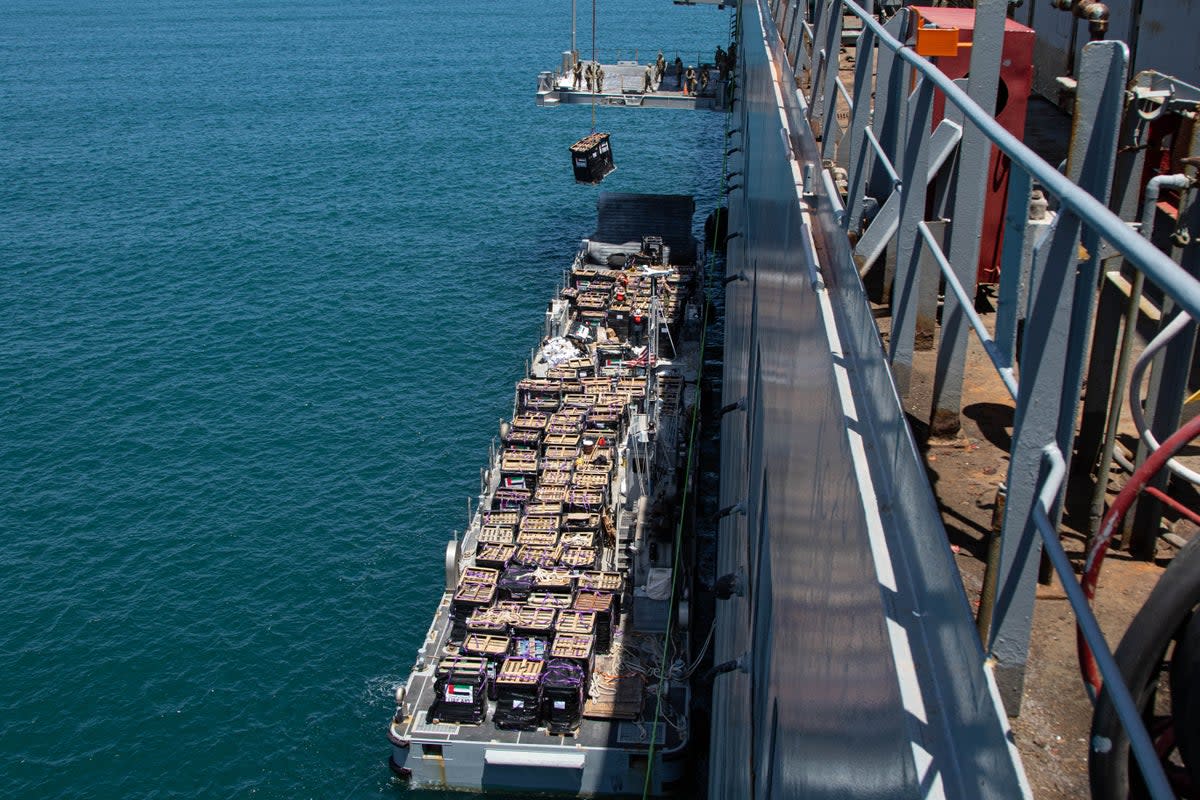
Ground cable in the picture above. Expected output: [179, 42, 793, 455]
[591, 0, 597, 132]
[641, 6, 741, 796]
[683, 620, 717, 678]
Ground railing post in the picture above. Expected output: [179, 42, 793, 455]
[844, 23, 875, 233]
[887, 78, 934, 396]
[806, 0, 838, 126]
[993, 166, 1033, 367]
[927, 0, 1005, 438]
[866, 12, 908, 213]
[817, 11, 844, 159]
[988, 41, 1129, 713]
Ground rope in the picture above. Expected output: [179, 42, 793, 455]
[640, 8, 741, 795]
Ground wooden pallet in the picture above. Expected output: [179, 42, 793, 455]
[535, 484, 568, 501]
[462, 566, 499, 585]
[513, 606, 557, 632]
[478, 525, 516, 545]
[559, 531, 597, 549]
[476, 544, 516, 568]
[556, 610, 597, 635]
[519, 515, 560, 534]
[514, 546, 558, 568]
[544, 433, 581, 449]
[484, 512, 520, 528]
[573, 590, 614, 615]
[497, 656, 544, 685]
[551, 632, 595, 661]
[561, 547, 598, 569]
[454, 581, 496, 605]
[436, 655, 488, 680]
[533, 567, 575, 592]
[463, 633, 510, 658]
[562, 512, 601, 532]
[516, 530, 558, 549]
[578, 571, 623, 593]
[583, 676, 642, 720]
[527, 592, 574, 609]
[512, 413, 549, 430]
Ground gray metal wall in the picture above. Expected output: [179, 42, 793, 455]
[707, 2, 1028, 796]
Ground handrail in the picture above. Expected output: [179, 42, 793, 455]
[794, 2, 1194, 796]
[916, 221, 1018, 399]
[1032, 446, 1173, 799]
[838, 0, 1200, 320]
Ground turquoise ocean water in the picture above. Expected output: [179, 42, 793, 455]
[1, 1, 723, 797]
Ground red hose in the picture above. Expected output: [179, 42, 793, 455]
[1079, 413, 1200, 697]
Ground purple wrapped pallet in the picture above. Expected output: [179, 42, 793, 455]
[541, 658, 587, 734]
[498, 564, 538, 601]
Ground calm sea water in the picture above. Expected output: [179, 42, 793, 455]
[0, 1, 723, 797]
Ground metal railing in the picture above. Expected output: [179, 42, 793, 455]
[771, 0, 1200, 796]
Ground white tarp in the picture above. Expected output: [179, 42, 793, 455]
[644, 567, 672, 600]
[484, 749, 586, 769]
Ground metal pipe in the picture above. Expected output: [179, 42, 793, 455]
[976, 484, 1007, 644]
[1087, 173, 1194, 545]
[918, 221, 1019, 398]
[1130, 309, 1200, 485]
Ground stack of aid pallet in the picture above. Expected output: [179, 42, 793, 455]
[573, 590, 615, 654]
[450, 567, 498, 641]
[493, 656, 544, 731]
[432, 656, 489, 725]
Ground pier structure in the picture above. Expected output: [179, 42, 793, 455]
[703, 0, 1200, 797]
[537, 52, 728, 110]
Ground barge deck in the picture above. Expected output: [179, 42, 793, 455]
[388, 194, 704, 796]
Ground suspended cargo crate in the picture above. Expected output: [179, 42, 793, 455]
[570, 132, 616, 184]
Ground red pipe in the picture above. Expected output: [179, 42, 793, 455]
[1078, 413, 1200, 697]
[1143, 485, 1200, 530]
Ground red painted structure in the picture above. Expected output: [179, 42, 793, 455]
[913, 7, 1035, 284]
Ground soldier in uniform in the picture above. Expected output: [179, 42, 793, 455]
[684, 66, 696, 96]
[573, 59, 583, 90]
[654, 51, 666, 82]
[642, 63, 654, 93]
[673, 56, 684, 88]
[584, 61, 594, 92]
[715, 46, 727, 81]
[700, 65, 709, 94]
[595, 64, 604, 93]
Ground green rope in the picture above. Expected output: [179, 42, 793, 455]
[639, 8, 741, 797]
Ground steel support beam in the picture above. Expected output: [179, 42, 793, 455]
[989, 41, 1129, 712]
[927, 0, 1005, 439]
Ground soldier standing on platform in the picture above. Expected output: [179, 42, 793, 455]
[684, 66, 696, 96]
[584, 61, 594, 92]
[700, 66, 709, 94]
[573, 59, 583, 90]
[642, 64, 654, 93]
[673, 56, 683, 88]
[595, 64, 605, 93]
[715, 46, 727, 81]
[655, 51, 666, 82]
